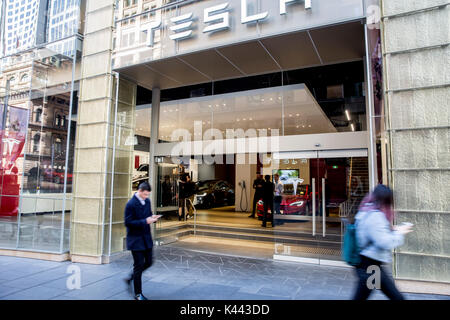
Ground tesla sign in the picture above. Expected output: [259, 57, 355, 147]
[147, 0, 312, 47]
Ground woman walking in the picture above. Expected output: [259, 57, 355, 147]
[352, 184, 413, 300]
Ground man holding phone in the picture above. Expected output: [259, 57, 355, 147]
[124, 181, 161, 300]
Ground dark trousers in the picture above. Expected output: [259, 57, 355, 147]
[352, 255, 404, 300]
[251, 193, 262, 216]
[263, 198, 273, 226]
[274, 196, 282, 214]
[130, 249, 153, 295]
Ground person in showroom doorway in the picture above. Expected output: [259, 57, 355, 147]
[177, 173, 188, 221]
[249, 173, 265, 218]
[273, 173, 284, 226]
[124, 181, 161, 300]
[262, 175, 274, 228]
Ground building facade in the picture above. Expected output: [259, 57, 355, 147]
[0, 0, 448, 293]
[1, 0, 48, 57]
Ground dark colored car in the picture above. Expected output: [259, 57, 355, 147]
[257, 184, 311, 219]
[132, 176, 149, 191]
[194, 180, 235, 209]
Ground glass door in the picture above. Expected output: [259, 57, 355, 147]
[272, 150, 369, 262]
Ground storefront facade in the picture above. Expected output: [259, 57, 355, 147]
[0, 0, 449, 290]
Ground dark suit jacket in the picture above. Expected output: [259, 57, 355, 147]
[124, 194, 153, 251]
[262, 181, 275, 201]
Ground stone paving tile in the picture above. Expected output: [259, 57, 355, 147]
[169, 282, 241, 300]
[256, 285, 299, 299]
[142, 281, 195, 300]
[231, 292, 288, 300]
[2, 285, 68, 300]
[1, 246, 449, 300]
[61, 274, 129, 300]
[0, 285, 22, 298]
[105, 290, 134, 300]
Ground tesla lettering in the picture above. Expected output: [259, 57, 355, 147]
[203, 3, 230, 33]
[169, 13, 194, 41]
[241, 0, 268, 24]
[280, 0, 311, 15]
[147, 0, 313, 47]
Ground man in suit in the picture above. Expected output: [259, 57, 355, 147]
[249, 174, 264, 218]
[262, 175, 275, 228]
[124, 181, 161, 300]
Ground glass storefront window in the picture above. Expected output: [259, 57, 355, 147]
[0, 38, 79, 253]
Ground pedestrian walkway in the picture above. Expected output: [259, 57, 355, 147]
[0, 246, 448, 300]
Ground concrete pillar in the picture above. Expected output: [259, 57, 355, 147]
[70, 0, 136, 264]
[149, 87, 160, 212]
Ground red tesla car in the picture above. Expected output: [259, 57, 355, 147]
[257, 184, 311, 219]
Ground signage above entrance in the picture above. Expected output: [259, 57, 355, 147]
[147, 0, 313, 46]
[112, 0, 365, 70]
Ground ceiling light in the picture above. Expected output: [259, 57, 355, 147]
[351, 123, 355, 132]
[296, 114, 300, 117]
[345, 110, 351, 121]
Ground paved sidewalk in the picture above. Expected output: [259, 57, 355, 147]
[0, 246, 448, 300]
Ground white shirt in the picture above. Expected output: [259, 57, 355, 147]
[274, 180, 283, 196]
[135, 193, 146, 206]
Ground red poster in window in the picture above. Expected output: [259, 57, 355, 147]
[0, 106, 29, 217]
[135, 155, 140, 169]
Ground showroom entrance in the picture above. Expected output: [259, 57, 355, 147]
[111, 0, 378, 263]
[127, 78, 370, 262]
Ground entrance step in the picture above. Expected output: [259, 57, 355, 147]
[156, 222, 342, 250]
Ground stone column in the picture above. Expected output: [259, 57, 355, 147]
[149, 87, 160, 212]
[70, 0, 136, 264]
[381, 0, 450, 283]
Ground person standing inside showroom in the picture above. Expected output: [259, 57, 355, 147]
[249, 173, 265, 218]
[262, 175, 275, 228]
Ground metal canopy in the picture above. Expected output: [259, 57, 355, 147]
[116, 21, 365, 90]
